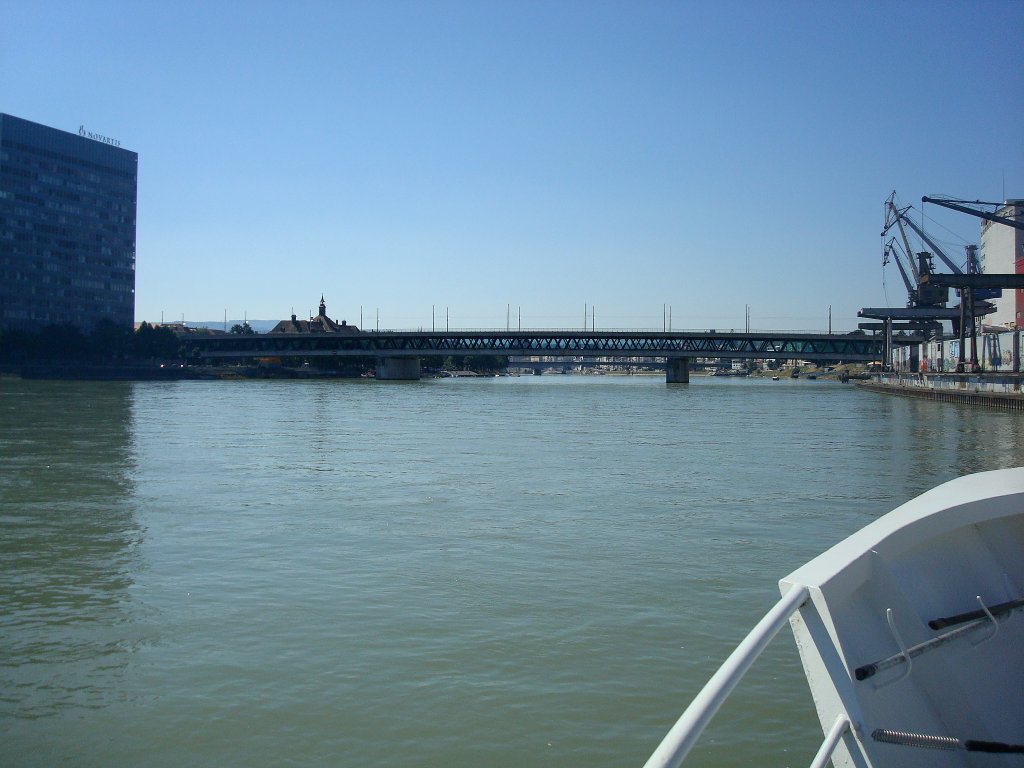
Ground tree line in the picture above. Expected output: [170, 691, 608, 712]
[0, 321, 511, 374]
[0, 320, 182, 363]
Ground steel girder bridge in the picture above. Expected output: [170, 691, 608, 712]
[184, 329, 883, 381]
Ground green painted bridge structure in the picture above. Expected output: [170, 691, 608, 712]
[183, 329, 884, 382]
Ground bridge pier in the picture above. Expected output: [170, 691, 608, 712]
[666, 357, 690, 384]
[375, 357, 421, 380]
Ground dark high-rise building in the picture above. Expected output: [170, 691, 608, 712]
[0, 113, 138, 332]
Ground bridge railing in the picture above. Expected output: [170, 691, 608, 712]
[331, 327, 857, 336]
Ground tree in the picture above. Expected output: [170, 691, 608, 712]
[230, 322, 255, 335]
[134, 322, 181, 360]
[90, 318, 133, 360]
[38, 323, 89, 361]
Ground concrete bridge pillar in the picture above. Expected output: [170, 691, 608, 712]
[666, 357, 690, 384]
[375, 357, 421, 380]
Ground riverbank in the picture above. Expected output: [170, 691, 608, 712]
[859, 372, 1024, 411]
[0, 364, 364, 381]
[1, 363, 207, 381]
[1, 361, 875, 382]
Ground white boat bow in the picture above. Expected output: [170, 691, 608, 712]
[644, 467, 1024, 768]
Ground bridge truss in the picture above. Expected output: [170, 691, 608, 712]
[184, 330, 883, 363]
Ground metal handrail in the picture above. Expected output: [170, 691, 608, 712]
[809, 716, 851, 768]
[643, 583, 811, 768]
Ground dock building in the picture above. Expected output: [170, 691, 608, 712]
[980, 199, 1024, 329]
[0, 113, 138, 332]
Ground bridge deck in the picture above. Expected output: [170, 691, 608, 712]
[184, 330, 883, 363]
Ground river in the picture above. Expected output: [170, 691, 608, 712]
[2, 375, 1022, 767]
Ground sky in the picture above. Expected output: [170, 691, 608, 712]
[2, 0, 1022, 331]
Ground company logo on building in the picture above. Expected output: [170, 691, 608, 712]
[78, 125, 121, 147]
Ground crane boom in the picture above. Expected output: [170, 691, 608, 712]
[921, 196, 1024, 231]
[884, 195, 920, 282]
[884, 239, 916, 299]
[897, 213, 963, 274]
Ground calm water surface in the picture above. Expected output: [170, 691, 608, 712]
[2, 376, 1023, 767]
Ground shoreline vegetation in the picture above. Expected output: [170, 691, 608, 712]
[1, 361, 876, 382]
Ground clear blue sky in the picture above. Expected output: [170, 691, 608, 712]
[3, 0, 1022, 330]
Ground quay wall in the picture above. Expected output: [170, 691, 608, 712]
[891, 328, 1021, 374]
[859, 372, 1024, 411]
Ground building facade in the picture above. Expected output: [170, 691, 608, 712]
[979, 200, 1024, 329]
[0, 114, 138, 332]
[269, 296, 360, 334]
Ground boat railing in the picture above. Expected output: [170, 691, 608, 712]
[643, 583, 851, 768]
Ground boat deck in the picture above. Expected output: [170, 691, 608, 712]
[781, 469, 1024, 767]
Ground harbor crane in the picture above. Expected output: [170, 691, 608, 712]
[865, 192, 1022, 373]
[917, 194, 1024, 372]
[884, 197, 1000, 301]
[881, 193, 949, 308]
[870, 193, 1000, 372]
[922, 196, 1024, 231]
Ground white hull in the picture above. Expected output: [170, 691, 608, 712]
[781, 468, 1024, 767]
[644, 468, 1024, 768]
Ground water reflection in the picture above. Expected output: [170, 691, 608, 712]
[0, 381, 139, 719]
[880, 396, 1024, 502]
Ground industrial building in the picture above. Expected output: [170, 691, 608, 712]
[0, 113, 138, 332]
[980, 199, 1024, 329]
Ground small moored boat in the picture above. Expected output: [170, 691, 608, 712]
[644, 468, 1024, 768]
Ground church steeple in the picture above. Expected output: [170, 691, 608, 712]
[319, 295, 327, 317]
